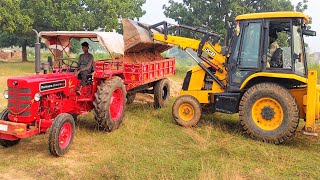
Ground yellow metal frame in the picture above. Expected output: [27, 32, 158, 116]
[236, 11, 310, 24]
[305, 70, 318, 133]
[240, 72, 307, 90]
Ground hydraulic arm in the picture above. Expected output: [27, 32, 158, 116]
[149, 22, 228, 89]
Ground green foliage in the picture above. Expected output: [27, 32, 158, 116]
[296, 0, 308, 12]
[0, 0, 32, 33]
[0, 0, 146, 61]
[163, 0, 306, 44]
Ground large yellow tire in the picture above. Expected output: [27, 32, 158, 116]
[239, 83, 299, 144]
[172, 95, 202, 127]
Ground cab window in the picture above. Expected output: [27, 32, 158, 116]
[237, 22, 261, 69]
[293, 23, 305, 75]
[267, 21, 292, 69]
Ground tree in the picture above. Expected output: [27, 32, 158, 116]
[163, 0, 306, 45]
[0, 0, 146, 62]
[296, 0, 308, 12]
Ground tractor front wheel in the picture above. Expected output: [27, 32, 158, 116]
[172, 95, 202, 127]
[49, 113, 75, 157]
[0, 109, 21, 147]
[94, 76, 127, 132]
[239, 83, 299, 144]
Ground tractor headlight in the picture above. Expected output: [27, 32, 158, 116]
[34, 93, 42, 102]
[3, 90, 8, 99]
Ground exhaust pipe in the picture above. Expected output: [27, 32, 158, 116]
[32, 29, 41, 75]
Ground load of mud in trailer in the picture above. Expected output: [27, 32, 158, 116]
[0, 19, 175, 156]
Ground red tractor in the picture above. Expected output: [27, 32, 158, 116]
[0, 26, 175, 156]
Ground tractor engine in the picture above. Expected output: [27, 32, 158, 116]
[5, 73, 78, 127]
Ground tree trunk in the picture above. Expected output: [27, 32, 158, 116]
[22, 41, 27, 62]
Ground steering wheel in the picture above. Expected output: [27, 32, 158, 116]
[61, 58, 79, 69]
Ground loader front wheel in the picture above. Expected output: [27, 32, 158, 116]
[0, 109, 21, 147]
[94, 76, 127, 132]
[239, 83, 299, 144]
[49, 113, 75, 157]
[172, 95, 202, 127]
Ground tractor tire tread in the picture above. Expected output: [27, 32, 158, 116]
[0, 109, 21, 147]
[93, 76, 126, 132]
[239, 82, 299, 144]
[48, 113, 75, 157]
[154, 78, 170, 109]
[172, 95, 202, 127]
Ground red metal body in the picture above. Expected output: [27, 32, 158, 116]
[0, 57, 175, 140]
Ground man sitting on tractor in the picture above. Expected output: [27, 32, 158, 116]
[76, 42, 94, 94]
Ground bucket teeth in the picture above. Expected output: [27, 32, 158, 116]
[122, 18, 172, 53]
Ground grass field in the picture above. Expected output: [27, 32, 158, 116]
[0, 60, 320, 179]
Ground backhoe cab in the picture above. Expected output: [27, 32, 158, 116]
[128, 11, 318, 144]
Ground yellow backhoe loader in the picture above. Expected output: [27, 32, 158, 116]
[124, 11, 318, 144]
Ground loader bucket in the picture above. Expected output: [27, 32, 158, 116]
[122, 19, 172, 53]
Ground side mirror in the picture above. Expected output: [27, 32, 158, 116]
[302, 29, 316, 36]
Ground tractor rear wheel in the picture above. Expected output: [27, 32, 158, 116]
[49, 113, 75, 157]
[126, 91, 136, 104]
[94, 76, 127, 132]
[239, 83, 299, 144]
[172, 95, 202, 127]
[0, 109, 21, 147]
[154, 78, 170, 109]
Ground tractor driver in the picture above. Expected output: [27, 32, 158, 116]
[76, 42, 94, 94]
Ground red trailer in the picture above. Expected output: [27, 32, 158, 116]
[0, 30, 175, 156]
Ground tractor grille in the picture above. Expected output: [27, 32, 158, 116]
[8, 87, 32, 117]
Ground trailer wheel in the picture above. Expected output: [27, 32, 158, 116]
[126, 92, 136, 104]
[239, 83, 299, 144]
[172, 95, 202, 127]
[154, 78, 170, 108]
[49, 113, 75, 157]
[0, 109, 21, 147]
[94, 76, 127, 132]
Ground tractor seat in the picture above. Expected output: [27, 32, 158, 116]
[270, 48, 283, 68]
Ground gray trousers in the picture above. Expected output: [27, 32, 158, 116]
[79, 70, 89, 86]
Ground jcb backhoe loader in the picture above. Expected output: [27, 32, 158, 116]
[124, 11, 318, 144]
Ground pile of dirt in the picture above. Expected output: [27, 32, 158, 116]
[122, 52, 164, 64]
[0, 49, 22, 60]
[168, 78, 182, 97]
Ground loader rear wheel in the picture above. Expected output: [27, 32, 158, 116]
[0, 109, 21, 147]
[172, 95, 202, 127]
[154, 78, 170, 109]
[239, 83, 299, 144]
[94, 76, 127, 132]
[49, 113, 75, 157]
[126, 92, 136, 104]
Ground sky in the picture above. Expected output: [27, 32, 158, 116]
[140, 0, 320, 53]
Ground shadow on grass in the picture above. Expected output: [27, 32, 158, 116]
[199, 113, 243, 134]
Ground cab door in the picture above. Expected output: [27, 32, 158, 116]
[227, 20, 264, 91]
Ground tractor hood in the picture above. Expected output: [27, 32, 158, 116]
[7, 73, 77, 94]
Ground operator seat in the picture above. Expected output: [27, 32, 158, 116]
[270, 48, 283, 68]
